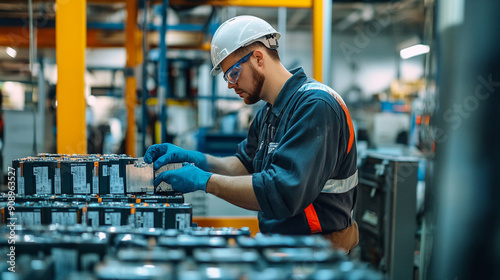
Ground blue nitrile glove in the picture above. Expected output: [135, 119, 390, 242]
[154, 163, 212, 193]
[144, 143, 208, 170]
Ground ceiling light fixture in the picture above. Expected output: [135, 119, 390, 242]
[6, 47, 17, 58]
[400, 44, 430, 59]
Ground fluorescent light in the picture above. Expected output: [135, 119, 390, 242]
[400, 44, 430, 59]
[6, 47, 17, 58]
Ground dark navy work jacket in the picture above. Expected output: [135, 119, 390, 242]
[236, 67, 358, 235]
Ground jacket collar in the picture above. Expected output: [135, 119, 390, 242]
[269, 67, 308, 117]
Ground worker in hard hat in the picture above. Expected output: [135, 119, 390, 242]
[145, 15, 359, 252]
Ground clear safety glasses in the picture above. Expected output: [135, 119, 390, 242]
[223, 51, 254, 84]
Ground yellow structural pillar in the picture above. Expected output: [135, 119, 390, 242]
[56, 0, 87, 154]
[125, 0, 140, 157]
[312, 0, 324, 82]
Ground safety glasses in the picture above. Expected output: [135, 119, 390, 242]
[223, 51, 254, 84]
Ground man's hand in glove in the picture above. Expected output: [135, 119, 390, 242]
[144, 143, 208, 170]
[154, 164, 213, 194]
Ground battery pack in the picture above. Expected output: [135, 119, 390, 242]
[11, 203, 50, 226]
[49, 203, 82, 226]
[60, 161, 93, 195]
[164, 203, 193, 230]
[84, 203, 133, 227]
[12, 154, 183, 196]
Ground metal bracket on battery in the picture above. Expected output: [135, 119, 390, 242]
[125, 158, 154, 194]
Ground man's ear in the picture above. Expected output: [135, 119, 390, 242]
[253, 49, 265, 66]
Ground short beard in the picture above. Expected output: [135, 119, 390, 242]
[243, 63, 265, 105]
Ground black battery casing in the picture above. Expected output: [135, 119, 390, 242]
[60, 161, 93, 195]
[98, 159, 110, 195]
[164, 203, 193, 230]
[134, 204, 165, 228]
[49, 204, 82, 226]
[85, 203, 132, 227]
[15, 160, 35, 195]
[32, 160, 57, 195]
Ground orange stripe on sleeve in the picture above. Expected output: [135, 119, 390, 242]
[304, 203, 323, 234]
[331, 96, 355, 154]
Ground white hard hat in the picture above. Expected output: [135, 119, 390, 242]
[210, 15, 280, 76]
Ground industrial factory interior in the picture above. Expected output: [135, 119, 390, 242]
[0, 0, 499, 279]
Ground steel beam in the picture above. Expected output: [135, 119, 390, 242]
[0, 27, 124, 48]
[125, 0, 140, 157]
[0, 0, 312, 8]
[311, 0, 332, 83]
[168, 0, 312, 8]
[3, 0, 311, 6]
[158, 0, 169, 143]
[56, 0, 87, 154]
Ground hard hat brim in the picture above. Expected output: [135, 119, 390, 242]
[210, 65, 222, 76]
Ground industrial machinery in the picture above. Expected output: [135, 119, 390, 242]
[356, 153, 419, 280]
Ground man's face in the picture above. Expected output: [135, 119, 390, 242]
[244, 62, 265, 105]
[221, 51, 265, 105]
